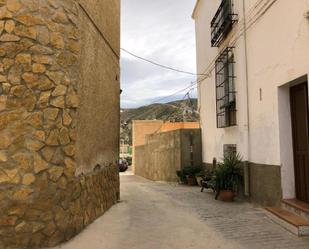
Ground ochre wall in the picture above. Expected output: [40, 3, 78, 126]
[132, 120, 163, 147]
[0, 0, 120, 248]
[159, 121, 200, 133]
[132, 120, 163, 172]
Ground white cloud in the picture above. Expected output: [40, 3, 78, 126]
[121, 0, 197, 108]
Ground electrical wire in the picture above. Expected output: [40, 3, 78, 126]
[121, 48, 206, 76]
[122, 0, 277, 108]
[232, 0, 278, 46]
[196, 0, 278, 83]
[148, 75, 204, 105]
[150, 83, 196, 104]
[81, 0, 278, 108]
[78, 3, 120, 67]
[153, 88, 197, 134]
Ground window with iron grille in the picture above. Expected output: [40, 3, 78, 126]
[211, 0, 238, 47]
[215, 47, 236, 128]
[223, 144, 237, 156]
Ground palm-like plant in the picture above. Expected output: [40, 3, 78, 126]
[212, 152, 243, 199]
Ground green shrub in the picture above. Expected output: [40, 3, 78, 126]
[182, 165, 204, 177]
[125, 157, 132, 166]
[176, 170, 187, 183]
[195, 171, 205, 177]
[213, 152, 243, 195]
[176, 165, 203, 183]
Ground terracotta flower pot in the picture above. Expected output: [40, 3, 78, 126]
[187, 176, 197, 186]
[218, 190, 235, 202]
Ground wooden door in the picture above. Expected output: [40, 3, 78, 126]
[290, 82, 309, 203]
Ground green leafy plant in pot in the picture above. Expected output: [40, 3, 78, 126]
[183, 165, 203, 186]
[213, 152, 243, 201]
[176, 165, 203, 185]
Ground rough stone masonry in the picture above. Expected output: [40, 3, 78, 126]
[0, 0, 120, 248]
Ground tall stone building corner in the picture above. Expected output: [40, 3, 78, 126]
[0, 0, 120, 248]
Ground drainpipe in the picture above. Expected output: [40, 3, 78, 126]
[242, 0, 250, 197]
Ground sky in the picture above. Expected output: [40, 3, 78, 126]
[121, 0, 198, 108]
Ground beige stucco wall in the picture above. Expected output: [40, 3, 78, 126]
[135, 130, 182, 182]
[193, 0, 309, 202]
[79, 0, 120, 54]
[135, 129, 202, 182]
[76, 2, 120, 174]
[0, 0, 120, 247]
[132, 121, 200, 173]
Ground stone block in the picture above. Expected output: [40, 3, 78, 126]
[22, 173, 36, 185]
[34, 153, 49, 174]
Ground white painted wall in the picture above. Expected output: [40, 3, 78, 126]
[194, 0, 250, 163]
[193, 0, 309, 199]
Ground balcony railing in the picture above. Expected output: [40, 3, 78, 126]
[211, 0, 238, 47]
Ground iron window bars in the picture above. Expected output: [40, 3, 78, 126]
[215, 47, 237, 128]
[223, 144, 237, 156]
[211, 0, 238, 47]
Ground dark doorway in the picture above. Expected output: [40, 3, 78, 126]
[290, 82, 309, 203]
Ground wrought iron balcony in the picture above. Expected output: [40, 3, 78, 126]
[211, 0, 238, 47]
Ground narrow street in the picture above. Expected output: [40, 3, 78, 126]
[53, 170, 309, 249]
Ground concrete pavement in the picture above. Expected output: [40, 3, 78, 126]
[53, 170, 309, 249]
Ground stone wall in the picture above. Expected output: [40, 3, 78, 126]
[135, 129, 202, 182]
[0, 0, 120, 248]
[76, 0, 120, 174]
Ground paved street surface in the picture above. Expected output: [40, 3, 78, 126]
[54, 170, 309, 249]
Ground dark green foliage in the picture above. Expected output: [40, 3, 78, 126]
[125, 157, 132, 166]
[176, 165, 203, 183]
[182, 165, 204, 177]
[212, 153, 243, 196]
[176, 170, 187, 184]
[195, 171, 206, 177]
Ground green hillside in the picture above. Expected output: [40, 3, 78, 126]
[120, 99, 199, 145]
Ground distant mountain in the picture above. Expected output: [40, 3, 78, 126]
[120, 99, 199, 145]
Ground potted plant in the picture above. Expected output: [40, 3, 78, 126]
[213, 152, 243, 202]
[183, 165, 203, 186]
[176, 165, 203, 186]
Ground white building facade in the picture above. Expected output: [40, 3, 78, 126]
[193, 0, 309, 205]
